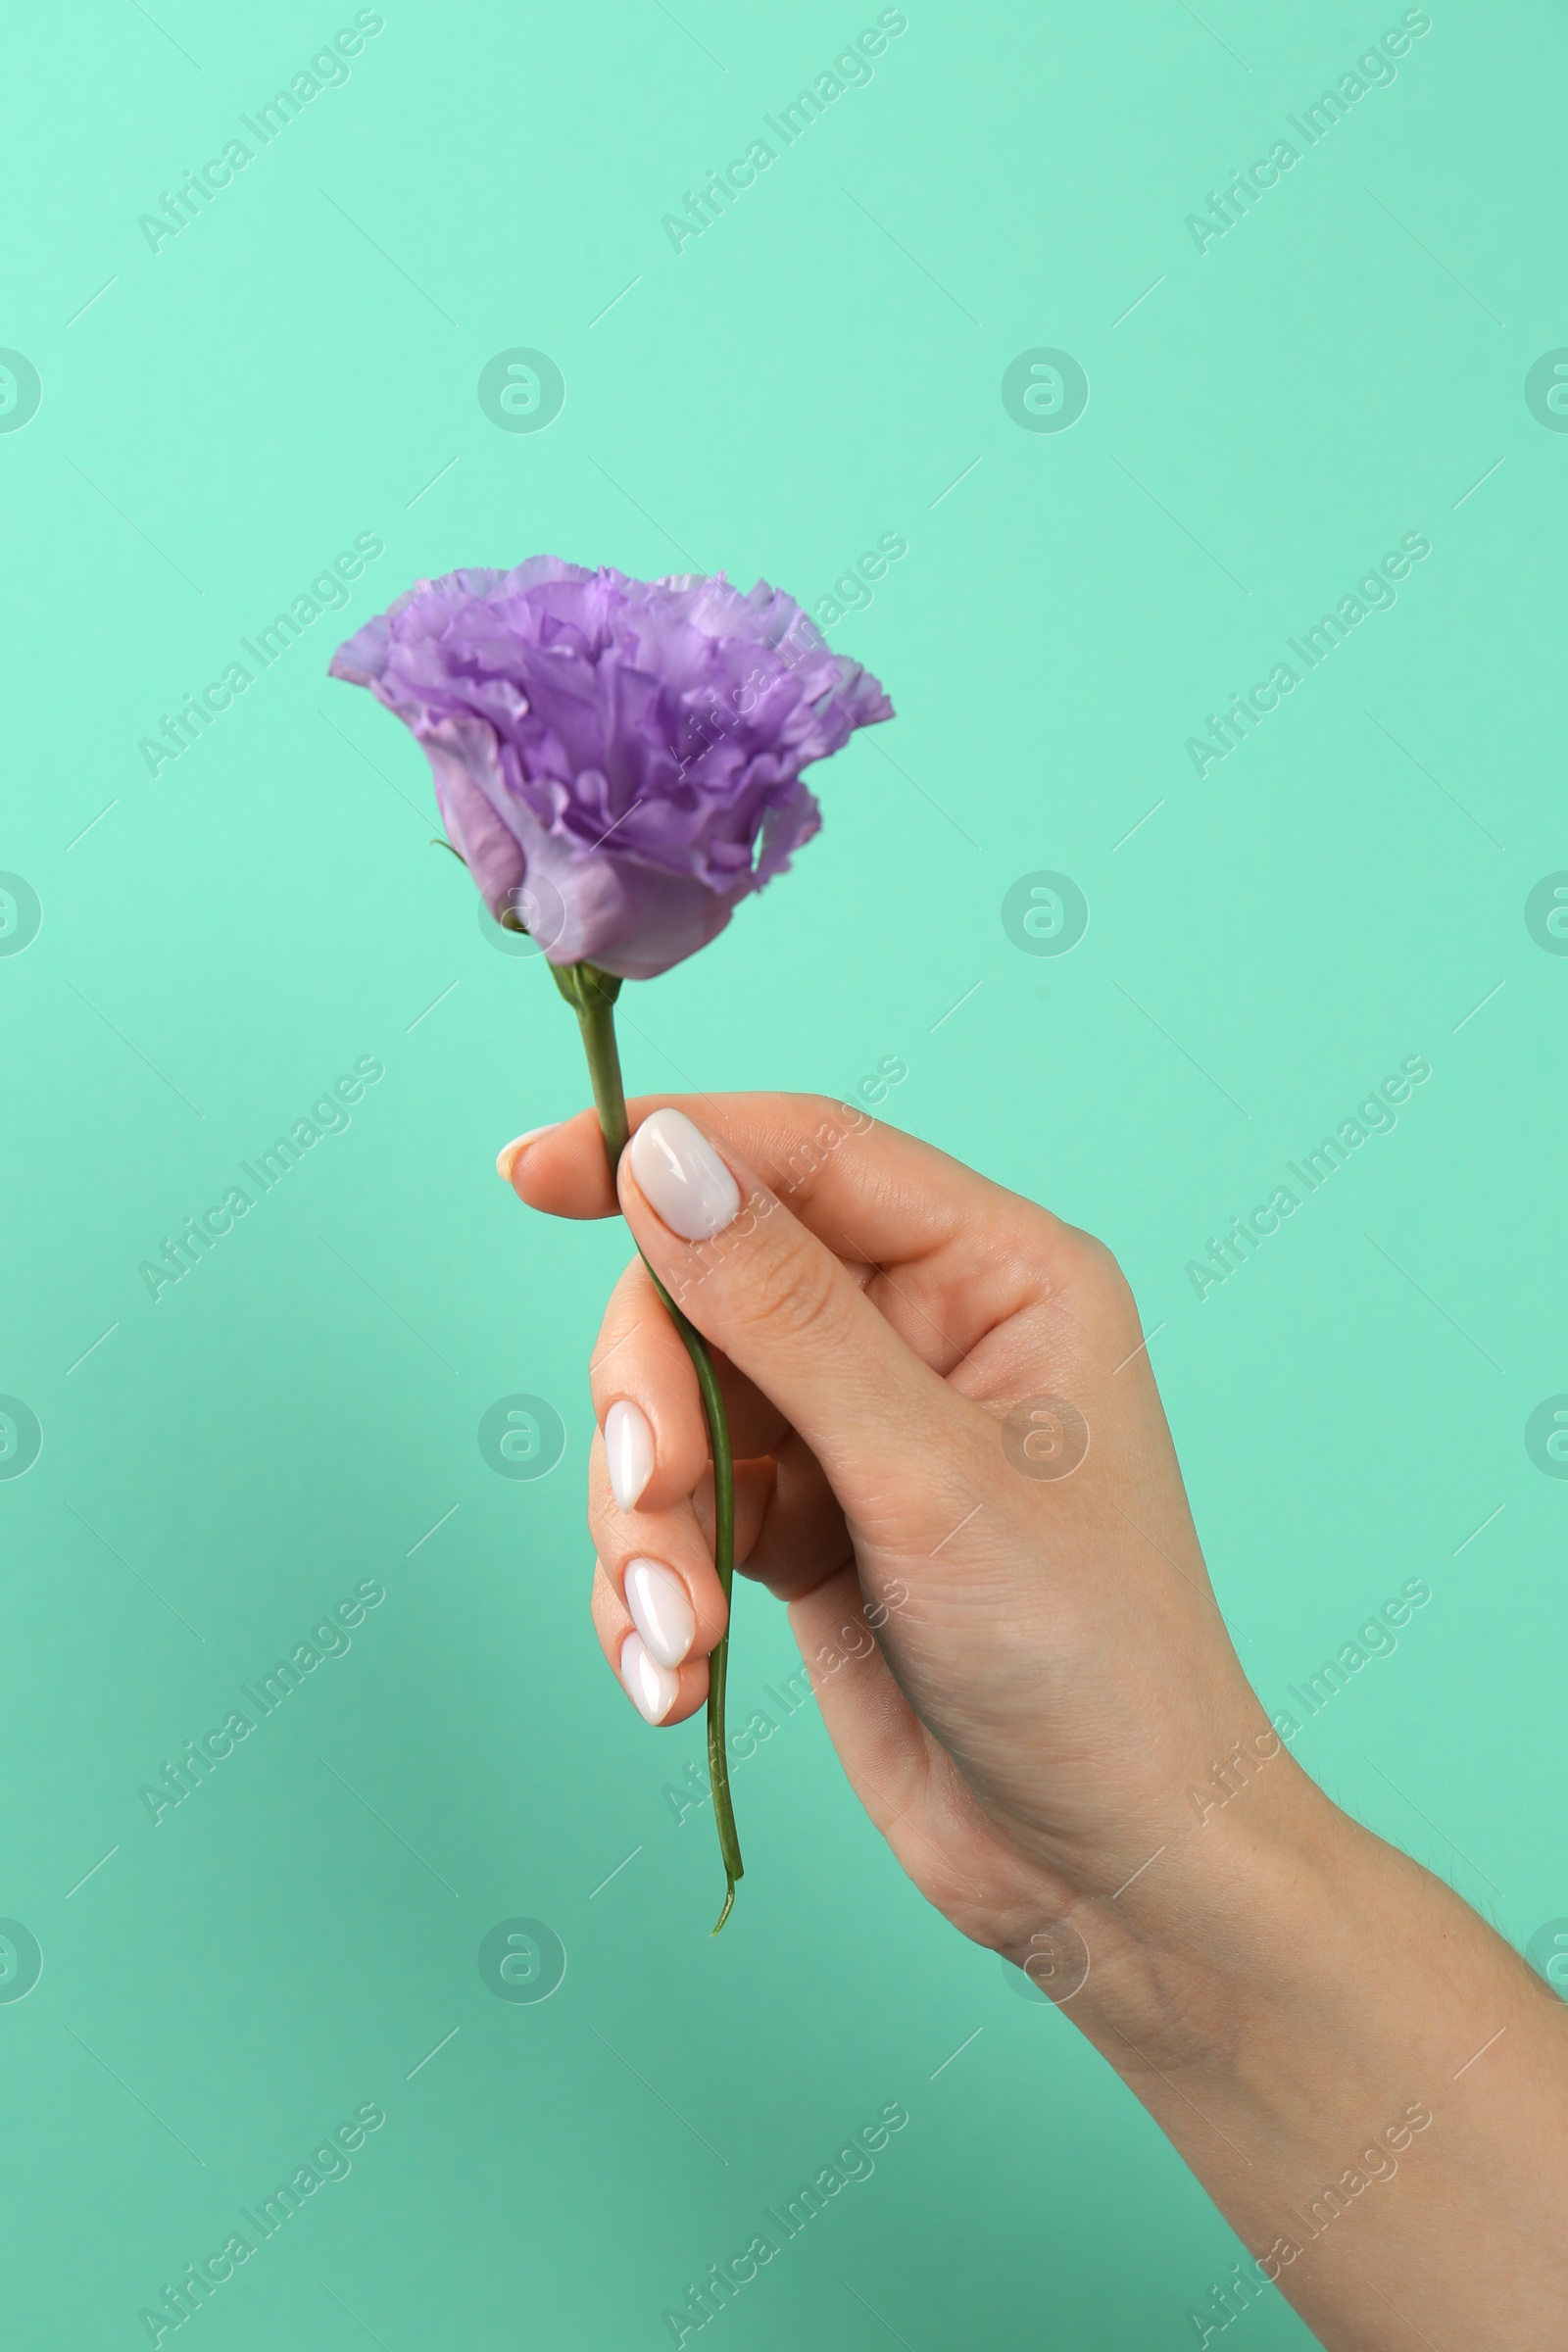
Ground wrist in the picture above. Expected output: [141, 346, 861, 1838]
[1003, 1753, 1352, 2080]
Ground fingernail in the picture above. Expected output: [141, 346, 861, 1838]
[497, 1123, 561, 1184]
[605, 1398, 655, 1512]
[618, 1632, 677, 1724]
[624, 1557, 696, 1669]
[627, 1107, 741, 1242]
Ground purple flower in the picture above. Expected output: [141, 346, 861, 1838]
[329, 558, 893, 979]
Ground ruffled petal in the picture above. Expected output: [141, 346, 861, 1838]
[330, 559, 891, 979]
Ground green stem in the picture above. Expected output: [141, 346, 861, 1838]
[565, 966, 630, 1166]
[562, 960, 744, 1933]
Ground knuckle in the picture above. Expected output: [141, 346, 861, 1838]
[740, 1226, 841, 1345]
[1058, 1227, 1147, 1356]
[1055, 1219, 1126, 1296]
[1084, 1232, 1129, 1293]
[765, 1095, 868, 1200]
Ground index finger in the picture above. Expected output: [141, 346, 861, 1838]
[502, 1090, 1079, 1291]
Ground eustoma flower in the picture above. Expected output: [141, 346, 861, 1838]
[331, 558, 892, 1927]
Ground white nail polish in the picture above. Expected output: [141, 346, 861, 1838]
[628, 1107, 741, 1242]
[619, 1632, 677, 1724]
[605, 1398, 655, 1512]
[624, 1557, 696, 1669]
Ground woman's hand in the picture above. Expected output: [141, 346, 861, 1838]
[504, 1091, 1568, 2351]
[506, 1090, 1277, 1976]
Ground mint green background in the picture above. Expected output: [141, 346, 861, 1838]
[3, 2, 1563, 2343]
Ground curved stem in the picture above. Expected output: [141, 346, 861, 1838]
[565, 962, 744, 1932]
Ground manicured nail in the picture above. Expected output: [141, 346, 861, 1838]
[619, 1632, 677, 1724]
[605, 1398, 655, 1512]
[624, 1557, 696, 1669]
[627, 1107, 741, 1242]
[496, 1123, 561, 1184]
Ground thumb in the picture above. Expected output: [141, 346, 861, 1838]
[617, 1105, 956, 1501]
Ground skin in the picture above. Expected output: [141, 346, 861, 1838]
[508, 1091, 1568, 2349]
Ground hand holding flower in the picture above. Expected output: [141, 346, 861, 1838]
[507, 1089, 1568, 2352]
